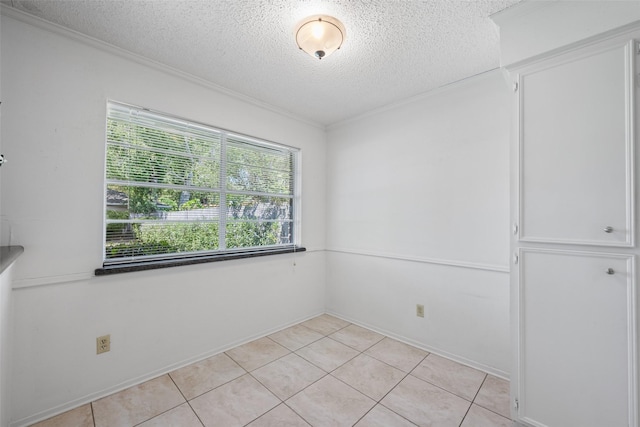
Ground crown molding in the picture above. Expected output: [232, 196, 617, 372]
[327, 68, 504, 131]
[0, 4, 325, 131]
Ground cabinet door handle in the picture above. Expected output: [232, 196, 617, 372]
[604, 226, 614, 233]
[606, 268, 615, 275]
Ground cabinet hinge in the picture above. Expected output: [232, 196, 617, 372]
[513, 81, 519, 92]
[514, 398, 519, 410]
[512, 223, 518, 235]
[513, 254, 519, 265]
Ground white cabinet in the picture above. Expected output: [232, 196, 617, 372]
[517, 40, 634, 247]
[517, 249, 634, 427]
[511, 37, 638, 427]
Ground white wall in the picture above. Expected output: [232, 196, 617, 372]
[1, 13, 326, 426]
[325, 71, 511, 377]
[2, 6, 514, 426]
[492, 0, 640, 67]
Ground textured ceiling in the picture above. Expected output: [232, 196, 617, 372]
[2, 0, 522, 126]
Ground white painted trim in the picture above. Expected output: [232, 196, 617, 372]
[0, 5, 324, 131]
[10, 309, 509, 427]
[11, 272, 93, 289]
[10, 249, 323, 289]
[517, 236, 634, 248]
[490, 0, 553, 25]
[515, 69, 524, 247]
[510, 247, 522, 423]
[326, 311, 510, 380]
[627, 39, 638, 251]
[326, 68, 504, 131]
[326, 248, 510, 273]
[9, 311, 324, 427]
[627, 252, 639, 427]
[506, 20, 640, 72]
[516, 248, 638, 427]
[518, 415, 549, 427]
[293, 150, 303, 248]
[516, 38, 636, 248]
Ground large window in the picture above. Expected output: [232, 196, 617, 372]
[102, 102, 300, 268]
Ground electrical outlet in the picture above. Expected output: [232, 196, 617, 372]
[416, 304, 425, 318]
[97, 334, 110, 354]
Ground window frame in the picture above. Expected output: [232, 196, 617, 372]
[96, 101, 303, 275]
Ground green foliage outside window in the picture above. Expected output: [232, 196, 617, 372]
[226, 222, 280, 249]
[104, 103, 296, 262]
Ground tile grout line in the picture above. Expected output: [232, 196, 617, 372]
[456, 374, 488, 427]
[243, 316, 350, 426]
[90, 402, 96, 427]
[297, 331, 417, 426]
[362, 343, 429, 378]
[165, 370, 211, 427]
[329, 330, 386, 354]
[269, 325, 327, 351]
[471, 374, 513, 422]
[255, 317, 429, 426]
[327, 344, 376, 427]
[404, 372, 481, 406]
[471, 373, 488, 402]
[359, 351, 429, 427]
[408, 353, 491, 403]
[31, 315, 510, 427]
[284, 349, 367, 426]
[129, 377, 190, 426]
[80, 376, 190, 427]
[168, 359, 249, 402]
[475, 405, 512, 420]
[273, 350, 332, 425]
[260, 318, 507, 426]
[293, 342, 359, 374]
[221, 317, 349, 426]
[233, 317, 498, 426]
[187, 402, 206, 427]
[274, 318, 353, 426]
[281, 400, 313, 427]
[465, 374, 513, 423]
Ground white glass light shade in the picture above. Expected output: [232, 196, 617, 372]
[295, 15, 346, 60]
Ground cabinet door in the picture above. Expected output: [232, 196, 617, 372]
[518, 40, 635, 246]
[517, 249, 635, 427]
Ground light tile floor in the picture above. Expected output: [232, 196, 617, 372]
[31, 314, 512, 427]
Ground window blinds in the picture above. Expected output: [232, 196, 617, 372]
[104, 102, 297, 264]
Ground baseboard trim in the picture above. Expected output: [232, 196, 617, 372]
[9, 311, 324, 427]
[325, 311, 510, 381]
[11, 309, 509, 426]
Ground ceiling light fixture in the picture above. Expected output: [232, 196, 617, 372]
[294, 15, 346, 60]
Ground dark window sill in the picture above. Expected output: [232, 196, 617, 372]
[95, 246, 306, 276]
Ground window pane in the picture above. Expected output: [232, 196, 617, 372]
[227, 194, 292, 220]
[225, 194, 293, 248]
[105, 185, 219, 220]
[104, 102, 299, 265]
[226, 221, 291, 249]
[106, 144, 219, 188]
[105, 184, 220, 259]
[226, 138, 293, 194]
[107, 110, 221, 157]
[105, 222, 219, 259]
